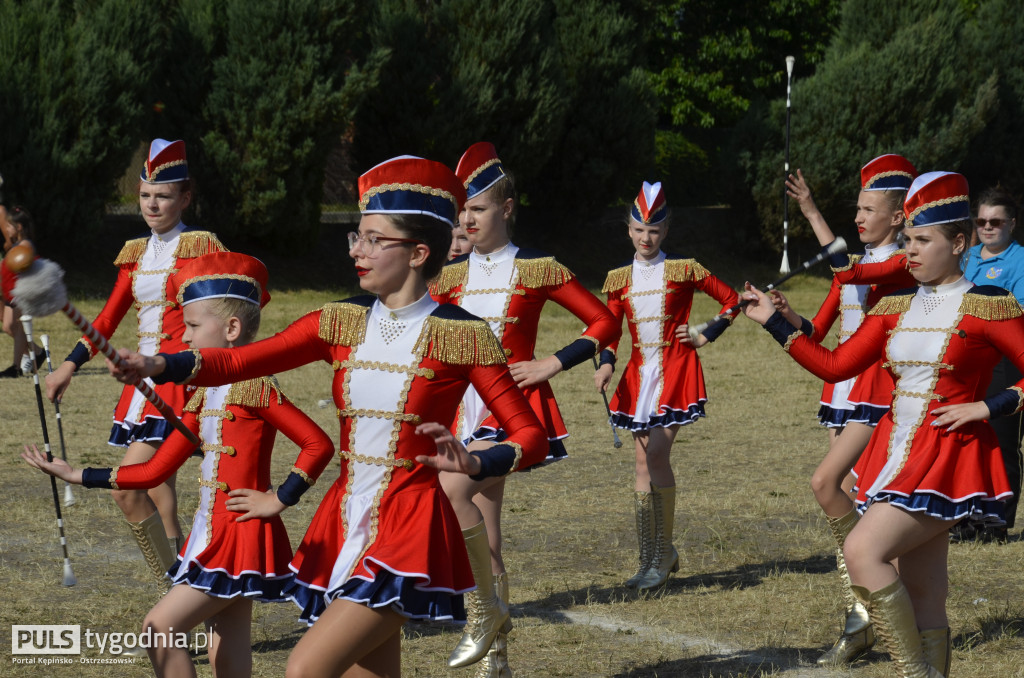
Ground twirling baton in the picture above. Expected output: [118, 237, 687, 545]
[6, 247, 200, 448]
[780, 55, 796, 275]
[20, 315, 78, 587]
[592, 356, 623, 448]
[41, 334, 76, 507]
[688, 237, 847, 342]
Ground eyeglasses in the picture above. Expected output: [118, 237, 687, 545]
[347, 231, 423, 257]
[975, 217, 1009, 228]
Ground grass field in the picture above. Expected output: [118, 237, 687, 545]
[2, 255, 1024, 676]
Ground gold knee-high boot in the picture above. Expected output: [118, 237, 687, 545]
[625, 491, 654, 588]
[636, 483, 679, 590]
[853, 580, 945, 678]
[127, 512, 177, 584]
[818, 509, 875, 665]
[449, 522, 511, 668]
[475, 573, 513, 678]
[920, 627, 951, 677]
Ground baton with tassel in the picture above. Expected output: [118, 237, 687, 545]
[5, 246, 200, 448]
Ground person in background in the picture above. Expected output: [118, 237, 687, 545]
[449, 222, 471, 260]
[0, 205, 44, 377]
[594, 180, 738, 591]
[431, 142, 618, 676]
[45, 139, 228, 587]
[957, 185, 1024, 543]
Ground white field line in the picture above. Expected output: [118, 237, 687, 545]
[559, 609, 848, 677]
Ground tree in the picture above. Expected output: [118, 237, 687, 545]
[743, 0, 998, 256]
[153, 0, 383, 246]
[0, 0, 163, 245]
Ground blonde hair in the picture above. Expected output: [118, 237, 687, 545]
[204, 297, 262, 344]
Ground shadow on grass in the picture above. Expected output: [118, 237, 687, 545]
[611, 645, 887, 677]
[517, 553, 836, 617]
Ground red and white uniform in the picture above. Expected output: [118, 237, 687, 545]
[431, 246, 617, 462]
[170, 295, 546, 623]
[84, 377, 333, 600]
[774, 281, 1021, 522]
[66, 225, 226, 446]
[602, 253, 738, 430]
[811, 244, 913, 427]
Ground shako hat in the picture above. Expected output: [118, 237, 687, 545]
[140, 139, 189, 184]
[861, 154, 917, 191]
[904, 172, 971, 228]
[171, 252, 270, 308]
[455, 142, 507, 200]
[631, 181, 667, 225]
[358, 156, 465, 227]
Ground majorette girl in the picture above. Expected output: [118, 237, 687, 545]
[594, 181, 739, 590]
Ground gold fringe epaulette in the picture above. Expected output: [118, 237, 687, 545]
[184, 387, 206, 413]
[227, 376, 283, 408]
[960, 292, 1023, 320]
[113, 238, 149, 266]
[415, 316, 507, 365]
[830, 253, 862, 273]
[319, 302, 368, 346]
[515, 257, 573, 289]
[175, 231, 228, 259]
[601, 266, 632, 293]
[665, 258, 709, 283]
[868, 294, 913, 316]
[431, 260, 469, 295]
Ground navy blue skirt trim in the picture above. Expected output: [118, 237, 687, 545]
[843, 404, 887, 427]
[858, 491, 1007, 526]
[285, 570, 467, 626]
[470, 427, 568, 464]
[109, 418, 173, 447]
[816, 405, 855, 429]
[610, 403, 705, 432]
[168, 558, 292, 602]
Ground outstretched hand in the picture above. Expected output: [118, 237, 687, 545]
[414, 422, 482, 475]
[21, 444, 81, 484]
[106, 348, 166, 384]
[741, 283, 775, 325]
[785, 170, 819, 217]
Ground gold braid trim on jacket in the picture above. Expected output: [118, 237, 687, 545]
[113, 238, 149, 266]
[319, 303, 368, 346]
[414, 316, 508, 365]
[515, 258, 573, 289]
[227, 376, 283, 408]
[601, 266, 632, 293]
[960, 292, 1023, 320]
[430, 260, 469, 295]
[664, 258, 709, 283]
[175, 232, 228, 259]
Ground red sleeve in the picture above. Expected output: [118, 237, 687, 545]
[81, 266, 136, 359]
[193, 312, 333, 386]
[983, 316, 1024, 394]
[695, 272, 740, 314]
[468, 363, 547, 468]
[258, 392, 335, 483]
[833, 254, 913, 287]
[105, 411, 200, 489]
[807, 278, 841, 343]
[603, 288, 627, 356]
[548, 276, 619, 350]
[784, 312, 889, 383]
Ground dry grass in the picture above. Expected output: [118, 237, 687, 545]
[3, 275, 1024, 677]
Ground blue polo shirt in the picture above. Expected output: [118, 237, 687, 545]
[963, 240, 1024, 303]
